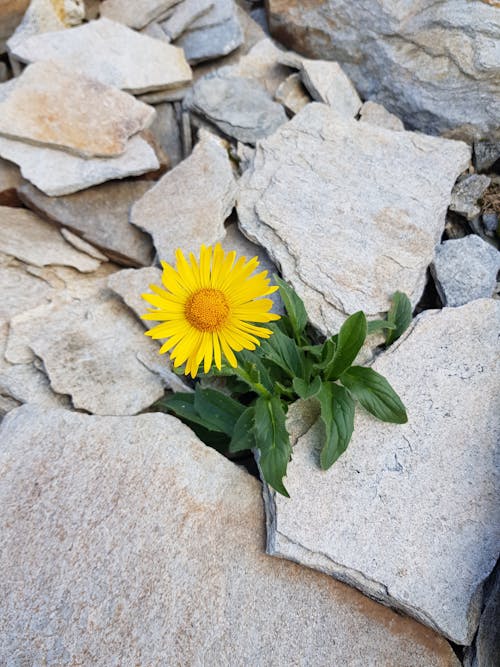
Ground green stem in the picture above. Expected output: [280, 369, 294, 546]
[231, 367, 272, 399]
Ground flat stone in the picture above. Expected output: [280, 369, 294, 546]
[0, 156, 22, 206]
[187, 71, 287, 144]
[59, 228, 109, 262]
[7, 0, 84, 52]
[108, 266, 162, 328]
[131, 130, 237, 263]
[0, 206, 101, 272]
[100, 0, 179, 29]
[432, 235, 500, 307]
[0, 256, 56, 321]
[0, 134, 159, 196]
[19, 180, 155, 267]
[138, 84, 191, 105]
[0, 61, 155, 158]
[275, 73, 310, 114]
[266, 0, 500, 139]
[359, 100, 405, 131]
[161, 0, 214, 40]
[188, 0, 233, 29]
[0, 0, 29, 52]
[176, 13, 243, 63]
[449, 174, 491, 220]
[0, 404, 461, 666]
[10, 18, 193, 95]
[148, 102, 183, 168]
[0, 356, 71, 410]
[265, 299, 500, 645]
[237, 103, 471, 334]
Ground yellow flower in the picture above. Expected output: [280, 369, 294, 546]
[141, 243, 280, 377]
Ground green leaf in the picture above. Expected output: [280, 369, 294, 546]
[254, 396, 291, 497]
[366, 319, 396, 335]
[236, 350, 274, 394]
[327, 311, 367, 380]
[293, 375, 322, 399]
[193, 386, 245, 436]
[317, 381, 355, 469]
[229, 407, 256, 453]
[385, 292, 412, 345]
[259, 327, 305, 380]
[313, 337, 336, 371]
[340, 366, 408, 424]
[273, 275, 308, 340]
[159, 393, 215, 430]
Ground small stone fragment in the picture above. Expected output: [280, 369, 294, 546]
[187, 72, 287, 144]
[59, 229, 109, 262]
[0, 134, 159, 196]
[432, 235, 500, 306]
[482, 212, 498, 234]
[275, 73, 310, 115]
[149, 102, 183, 168]
[474, 139, 500, 173]
[359, 100, 405, 132]
[19, 180, 154, 266]
[161, 0, 214, 40]
[0, 357, 72, 410]
[0, 62, 9, 82]
[7, 0, 84, 51]
[0, 206, 101, 272]
[131, 130, 237, 262]
[10, 18, 193, 94]
[100, 0, 179, 29]
[449, 174, 491, 220]
[0, 258, 56, 321]
[0, 156, 22, 206]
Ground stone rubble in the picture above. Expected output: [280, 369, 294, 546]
[100, 0, 179, 29]
[449, 174, 491, 220]
[275, 72, 311, 115]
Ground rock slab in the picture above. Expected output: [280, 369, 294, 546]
[264, 299, 500, 645]
[0, 404, 461, 666]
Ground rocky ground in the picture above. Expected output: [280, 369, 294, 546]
[0, 0, 499, 665]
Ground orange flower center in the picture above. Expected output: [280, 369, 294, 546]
[185, 288, 230, 332]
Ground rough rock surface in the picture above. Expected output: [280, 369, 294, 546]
[449, 174, 491, 220]
[0, 258, 56, 321]
[432, 235, 500, 307]
[0, 61, 155, 157]
[266, 0, 500, 139]
[0, 404, 461, 666]
[161, 0, 214, 40]
[108, 266, 162, 328]
[131, 130, 237, 262]
[149, 102, 183, 167]
[264, 299, 500, 645]
[275, 73, 310, 114]
[0, 206, 101, 272]
[464, 566, 500, 667]
[19, 180, 155, 267]
[0, 0, 29, 52]
[10, 18, 193, 94]
[100, 0, 179, 29]
[359, 101, 405, 132]
[0, 134, 159, 196]
[187, 71, 287, 144]
[6, 0, 84, 51]
[238, 103, 471, 334]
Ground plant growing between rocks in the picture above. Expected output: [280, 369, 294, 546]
[143, 244, 411, 496]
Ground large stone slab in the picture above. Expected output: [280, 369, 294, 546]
[0, 134, 159, 196]
[131, 130, 237, 262]
[237, 103, 471, 334]
[10, 17, 192, 94]
[0, 206, 101, 272]
[0, 61, 155, 157]
[100, 0, 179, 29]
[0, 404, 460, 666]
[266, 0, 500, 140]
[19, 180, 155, 267]
[264, 299, 500, 645]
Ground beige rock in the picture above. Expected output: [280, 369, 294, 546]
[19, 180, 155, 266]
[0, 156, 22, 206]
[161, 0, 213, 40]
[100, 0, 179, 29]
[265, 300, 500, 645]
[59, 228, 109, 262]
[0, 404, 461, 666]
[0, 134, 160, 196]
[131, 129, 237, 263]
[0, 256, 56, 321]
[359, 100, 405, 131]
[0, 206, 101, 272]
[107, 266, 162, 329]
[11, 17, 193, 94]
[0, 0, 28, 52]
[0, 61, 155, 158]
[275, 72, 310, 115]
[6, 0, 84, 51]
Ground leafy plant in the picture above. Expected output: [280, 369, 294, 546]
[154, 279, 411, 497]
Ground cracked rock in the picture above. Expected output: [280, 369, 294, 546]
[264, 299, 500, 646]
[449, 174, 491, 221]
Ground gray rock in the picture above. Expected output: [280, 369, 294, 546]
[187, 71, 287, 144]
[266, 0, 500, 139]
[264, 299, 500, 645]
[482, 212, 498, 234]
[7, 0, 84, 52]
[275, 73, 311, 115]
[188, 0, 233, 29]
[449, 174, 491, 220]
[238, 103, 471, 334]
[138, 84, 191, 105]
[148, 102, 183, 168]
[131, 129, 237, 263]
[100, 0, 179, 29]
[359, 100, 405, 132]
[474, 139, 500, 173]
[0, 62, 8, 82]
[432, 235, 500, 306]
[59, 228, 109, 262]
[0, 404, 461, 666]
[161, 0, 214, 40]
[175, 12, 243, 63]
[19, 180, 155, 267]
[464, 565, 500, 667]
[10, 18, 192, 95]
[0, 134, 159, 196]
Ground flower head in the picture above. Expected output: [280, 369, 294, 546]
[142, 243, 280, 377]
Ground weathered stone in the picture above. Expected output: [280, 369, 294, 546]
[266, 0, 500, 139]
[59, 228, 109, 262]
[464, 565, 500, 667]
[131, 130, 237, 262]
[138, 84, 191, 105]
[176, 12, 243, 63]
[0, 206, 101, 272]
[83, 0, 99, 20]
[265, 299, 500, 645]
[161, 0, 214, 40]
[238, 103, 471, 334]
[100, 0, 179, 28]
[0, 404, 461, 665]
[0, 61, 155, 158]
[432, 235, 500, 306]
[482, 212, 498, 234]
[19, 180, 155, 267]
[108, 266, 162, 328]
[359, 100, 405, 132]
[0, 355, 71, 410]
[275, 72, 310, 114]
[0, 156, 22, 206]
[474, 139, 500, 173]
[187, 71, 287, 144]
[148, 102, 183, 168]
[0, 61, 8, 82]
[7, 0, 84, 51]
[449, 174, 491, 220]
[10, 18, 193, 95]
[0, 134, 159, 196]
[0, 257, 56, 321]
[0, 0, 29, 52]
